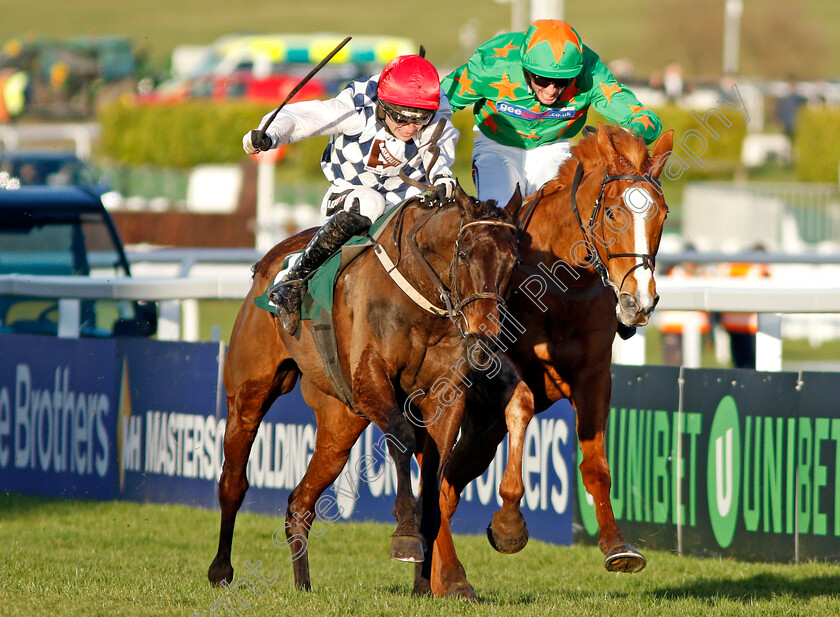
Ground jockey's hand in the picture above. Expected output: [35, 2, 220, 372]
[419, 177, 456, 206]
[419, 185, 446, 206]
[242, 130, 272, 154]
[434, 177, 456, 199]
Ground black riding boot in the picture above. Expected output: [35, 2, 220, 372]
[268, 209, 371, 334]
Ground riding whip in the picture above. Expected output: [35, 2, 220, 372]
[252, 35, 352, 147]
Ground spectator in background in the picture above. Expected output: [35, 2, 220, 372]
[776, 78, 807, 141]
[657, 247, 711, 366]
[663, 62, 684, 103]
[17, 163, 41, 185]
[717, 245, 770, 369]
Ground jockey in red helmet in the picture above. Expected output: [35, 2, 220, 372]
[243, 53, 458, 335]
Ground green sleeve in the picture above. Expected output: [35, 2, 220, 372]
[441, 53, 489, 113]
[586, 52, 662, 144]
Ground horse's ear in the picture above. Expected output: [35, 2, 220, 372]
[595, 122, 618, 168]
[648, 129, 674, 180]
[453, 178, 466, 200]
[503, 184, 524, 222]
[453, 179, 476, 213]
[454, 180, 480, 218]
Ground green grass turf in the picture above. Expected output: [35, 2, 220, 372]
[1, 493, 839, 616]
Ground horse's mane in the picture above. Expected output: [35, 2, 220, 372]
[252, 193, 506, 280]
[551, 125, 652, 192]
[450, 194, 508, 222]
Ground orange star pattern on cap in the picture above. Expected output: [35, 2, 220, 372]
[492, 40, 520, 58]
[489, 73, 521, 100]
[525, 20, 583, 61]
[456, 71, 475, 96]
[600, 82, 622, 102]
[628, 104, 648, 114]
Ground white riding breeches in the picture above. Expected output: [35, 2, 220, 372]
[471, 130, 572, 206]
[320, 185, 387, 222]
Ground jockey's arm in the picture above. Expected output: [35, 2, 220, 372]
[440, 53, 488, 114]
[259, 88, 365, 148]
[587, 52, 662, 144]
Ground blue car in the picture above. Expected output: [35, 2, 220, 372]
[0, 186, 155, 337]
[0, 149, 117, 200]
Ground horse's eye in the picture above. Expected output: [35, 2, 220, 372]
[457, 249, 468, 261]
[605, 208, 615, 220]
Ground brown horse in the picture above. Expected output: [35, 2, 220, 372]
[412, 124, 675, 598]
[207, 185, 522, 590]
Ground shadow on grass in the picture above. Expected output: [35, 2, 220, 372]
[377, 582, 630, 605]
[651, 572, 840, 602]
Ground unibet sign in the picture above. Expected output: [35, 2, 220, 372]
[707, 395, 740, 548]
[576, 369, 840, 561]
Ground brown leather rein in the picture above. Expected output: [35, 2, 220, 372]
[376, 203, 516, 337]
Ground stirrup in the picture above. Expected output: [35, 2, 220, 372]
[268, 279, 302, 308]
[269, 279, 304, 334]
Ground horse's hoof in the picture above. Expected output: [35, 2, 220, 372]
[486, 509, 529, 554]
[412, 579, 432, 597]
[208, 562, 233, 587]
[444, 581, 478, 601]
[390, 534, 424, 562]
[605, 544, 647, 573]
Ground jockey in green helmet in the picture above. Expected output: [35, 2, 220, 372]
[442, 19, 661, 206]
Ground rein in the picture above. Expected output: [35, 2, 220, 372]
[398, 118, 446, 192]
[373, 203, 516, 336]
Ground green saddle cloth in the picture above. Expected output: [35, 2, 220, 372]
[254, 204, 403, 319]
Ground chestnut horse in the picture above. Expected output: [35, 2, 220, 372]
[208, 185, 522, 590]
[412, 125, 675, 598]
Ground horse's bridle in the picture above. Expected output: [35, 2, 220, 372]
[569, 162, 662, 296]
[376, 204, 517, 337]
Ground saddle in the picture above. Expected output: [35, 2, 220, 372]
[253, 203, 407, 409]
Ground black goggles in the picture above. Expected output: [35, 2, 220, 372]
[382, 104, 435, 127]
[527, 71, 572, 90]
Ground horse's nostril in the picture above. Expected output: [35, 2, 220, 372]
[619, 293, 638, 314]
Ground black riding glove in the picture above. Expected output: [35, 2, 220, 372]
[243, 130, 272, 154]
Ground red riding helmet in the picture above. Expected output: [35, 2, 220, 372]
[377, 55, 440, 110]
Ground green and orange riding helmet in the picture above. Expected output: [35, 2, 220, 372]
[520, 19, 585, 84]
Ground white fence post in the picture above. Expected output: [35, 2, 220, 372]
[182, 299, 200, 342]
[756, 313, 783, 371]
[157, 300, 182, 341]
[681, 313, 703, 368]
[614, 327, 646, 365]
[57, 299, 81, 339]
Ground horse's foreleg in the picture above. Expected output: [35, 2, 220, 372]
[353, 351, 422, 562]
[284, 397, 369, 591]
[488, 380, 534, 554]
[429, 477, 476, 599]
[575, 380, 646, 573]
[421, 407, 508, 599]
[413, 439, 437, 596]
[384, 411, 422, 562]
